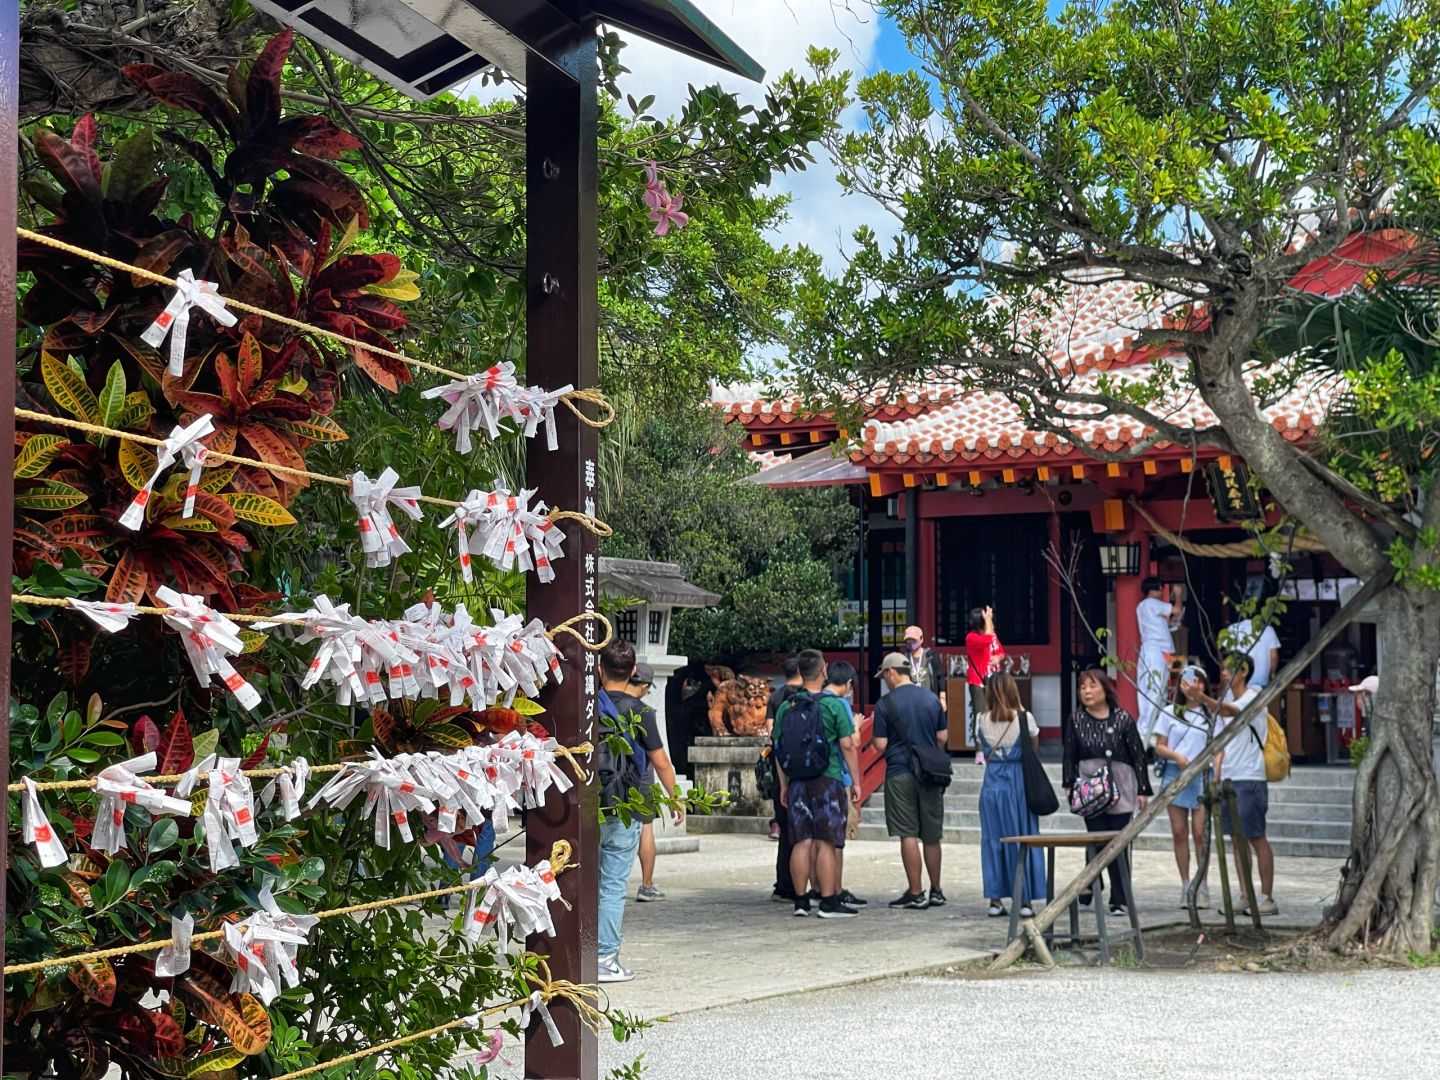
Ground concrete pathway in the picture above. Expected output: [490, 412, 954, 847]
[585, 968, 1440, 1079]
[601, 833, 1345, 1020]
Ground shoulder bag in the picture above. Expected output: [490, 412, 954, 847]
[1016, 711, 1060, 816]
[897, 697, 953, 789]
[1068, 760, 1119, 818]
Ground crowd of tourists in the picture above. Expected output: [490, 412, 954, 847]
[593, 584, 1296, 980]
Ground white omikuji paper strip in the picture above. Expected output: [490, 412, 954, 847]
[262, 597, 563, 713]
[66, 598, 141, 634]
[259, 757, 310, 821]
[155, 913, 195, 978]
[119, 415, 215, 531]
[306, 734, 573, 850]
[461, 858, 562, 951]
[421, 361, 572, 454]
[349, 468, 423, 569]
[520, 989, 565, 1047]
[140, 269, 239, 377]
[222, 887, 320, 1005]
[154, 586, 261, 711]
[91, 752, 193, 857]
[437, 487, 566, 585]
[21, 777, 69, 868]
[202, 756, 260, 873]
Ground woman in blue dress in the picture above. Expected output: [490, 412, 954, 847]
[977, 672, 1046, 917]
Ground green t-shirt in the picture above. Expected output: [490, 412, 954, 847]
[774, 690, 855, 782]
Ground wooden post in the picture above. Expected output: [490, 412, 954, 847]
[990, 569, 1393, 971]
[1208, 781, 1238, 934]
[524, 18, 599, 1080]
[0, 5, 19, 1068]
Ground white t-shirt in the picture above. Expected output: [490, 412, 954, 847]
[1137, 596, 1175, 651]
[1218, 686, 1268, 782]
[1155, 707, 1213, 764]
[1227, 619, 1282, 687]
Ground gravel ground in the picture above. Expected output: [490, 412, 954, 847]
[574, 967, 1440, 1080]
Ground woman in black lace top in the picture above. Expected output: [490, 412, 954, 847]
[1063, 668, 1152, 914]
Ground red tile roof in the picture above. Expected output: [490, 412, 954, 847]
[858, 358, 1340, 465]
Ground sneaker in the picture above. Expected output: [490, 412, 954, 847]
[598, 954, 635, 983]
[636, 884, 665, 902]
[839, 889, 869, 907]
[771, 889, 797, 903]
[1019, 904, 1035, 918]
[1079, 891, 1093, 907]
[1244, 897, 1279, 916]
[987, 902, 1007, 918]
[793, 899, 811, 917]
[928, 888, 947, 908]
[888, 891, 930, 910]
[817, 897, 859, 919]
[1197, 884, 1212, 910]
[806, 889, 822, 902]
[1109, 902, 1128, 916]
[768, 821, 781, 840]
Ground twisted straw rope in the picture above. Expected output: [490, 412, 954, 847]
[1128, 499, 1327, 558]
[16, 227, 616, 429]
[13, 407, 613, 537]
[11, 592, 613, 651]
[3, 841, 574, 976]
[270, 947, 601, 1079]
[7, 742, 594, 794]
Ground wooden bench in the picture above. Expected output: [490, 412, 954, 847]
[999, 831, 1145, 964]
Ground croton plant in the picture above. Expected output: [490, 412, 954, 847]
[16, 28, 416, 616]
[1, 31, 517, 1080]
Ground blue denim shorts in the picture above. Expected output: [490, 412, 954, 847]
[1160, 761, 1204, 811]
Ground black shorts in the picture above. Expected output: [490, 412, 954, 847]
[788, 776, 848, 847]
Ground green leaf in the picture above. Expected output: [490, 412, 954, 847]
[98, 361, 126, 429]
[191, 727, 220, 764]
[67, 747, 101, 763]
[41, 351, 98, 425]
[15, 480, 89, 511]
[102, 859, 131, 903]
[84, 730, 126, 747]
[14, 434, 69, 478]
[147, 818, 179, 855]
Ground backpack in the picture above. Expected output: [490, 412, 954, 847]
[774, 694, 830, 782]
[1251, 713, 1291, 783]
[597, 689, 646, 810]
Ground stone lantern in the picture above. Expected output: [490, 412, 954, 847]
[598, 556, 719, 753]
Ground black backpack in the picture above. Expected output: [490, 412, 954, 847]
[597, 689, 645, 811]
[774, 694, 830, 782]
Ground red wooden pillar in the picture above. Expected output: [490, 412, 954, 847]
[524, 18, 599, 1080]
[1113, 531, 1150, 718]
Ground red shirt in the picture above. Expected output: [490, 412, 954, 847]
[965, 632, 1004, 686]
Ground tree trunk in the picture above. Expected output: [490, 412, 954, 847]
[1324, 586, 1440, 954]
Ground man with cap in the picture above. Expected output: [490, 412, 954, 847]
[871, 652, 949, 909]
[627, 663, 668, 903]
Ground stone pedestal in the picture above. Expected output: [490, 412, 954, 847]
[690, 735, 771, 817]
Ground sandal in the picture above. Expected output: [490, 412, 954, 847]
[987, 901, 1007, 917]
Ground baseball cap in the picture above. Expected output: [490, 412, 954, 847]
[631, 662, 655, 686]
[903, 625, 923, 642]
[1348, 675, 1379, 695]
[876, 652, 910, 676]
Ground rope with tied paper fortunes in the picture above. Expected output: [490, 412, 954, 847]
[2, 842, 573, 976]
[12, 408, 612, 539]
[9, 593, 612, 649]
[268, 950, 604, 1080]
[5, 741, 595, 794]
[16, 228, 614, 430]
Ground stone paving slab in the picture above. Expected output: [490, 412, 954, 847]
[602, 832, 1345, 1020]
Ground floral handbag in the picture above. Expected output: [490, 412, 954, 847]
[1069, 761, 1120, 818]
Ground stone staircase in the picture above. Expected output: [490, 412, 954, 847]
[856, 761, 1356, 860]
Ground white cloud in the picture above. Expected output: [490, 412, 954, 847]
[611, 1, 898, 272]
